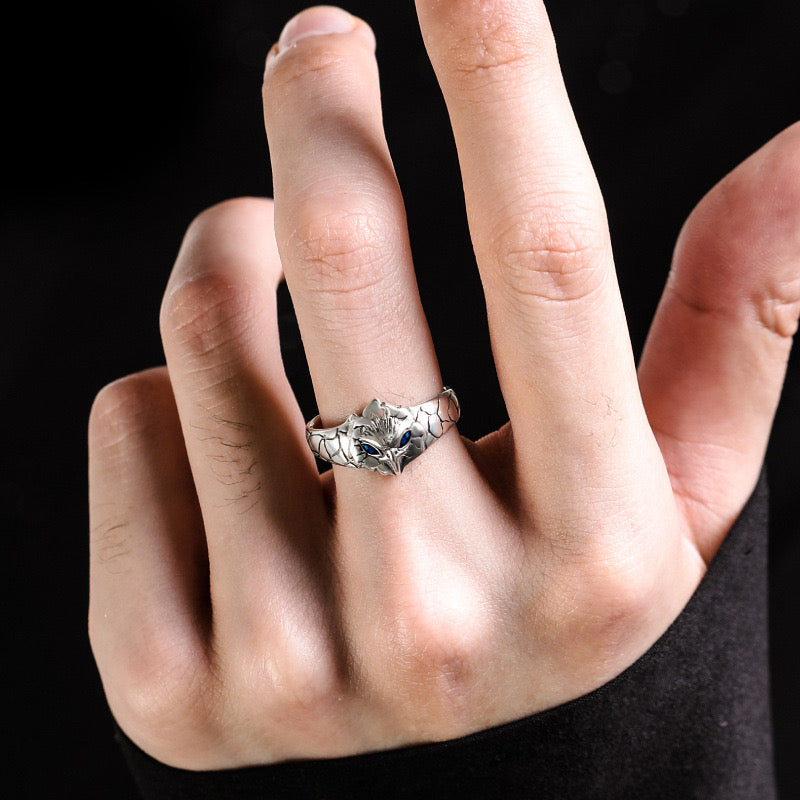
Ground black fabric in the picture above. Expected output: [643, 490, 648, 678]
[117, 471, 774, 799]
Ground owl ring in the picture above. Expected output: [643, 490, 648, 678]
[305, 387, 460, 476]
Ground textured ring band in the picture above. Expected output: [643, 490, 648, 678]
[305, 387, 460, 476]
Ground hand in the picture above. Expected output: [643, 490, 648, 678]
[88, 3, 800, 769]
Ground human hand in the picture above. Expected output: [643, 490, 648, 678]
[88, 3, 800, 769]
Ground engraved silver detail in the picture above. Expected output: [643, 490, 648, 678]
[305, 387, 460, 476]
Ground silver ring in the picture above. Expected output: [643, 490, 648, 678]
[305, 387, 460, 476]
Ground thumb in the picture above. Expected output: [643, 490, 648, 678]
[638, 122, 800, 561]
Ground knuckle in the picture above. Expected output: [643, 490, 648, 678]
[488, 204, 611, 304]
[408, 628, 481, 699]
[550, 549, 659, 647]
[276, 663, 343, 720]
[749, 127, 800, 339]
[89, 371, 168, 452]
[757, 294, 800, 340]
[288, 202, 399, 297]
[223, 640, 343, 725]
[422, 0, 550, 87]
[591, 565, 657, 623]
[450, 24, 535, 85]
[160, 269, 256, 361]
[373, 592, 490, 704]
[677, 121, 800, 341]
[107, 628, 211, 739]
[160, 198, 275, 367]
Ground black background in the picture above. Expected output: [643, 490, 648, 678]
[3, 1, 799, 797]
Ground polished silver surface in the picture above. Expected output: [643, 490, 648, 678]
[306, 387, 460, 475]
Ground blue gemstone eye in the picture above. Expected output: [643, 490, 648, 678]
[361, 443, 379, 456]
[400, 431, 411, 446]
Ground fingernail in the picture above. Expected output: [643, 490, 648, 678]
[278, 6, 358, 51]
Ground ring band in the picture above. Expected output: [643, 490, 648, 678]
[305, 387, 460, 476]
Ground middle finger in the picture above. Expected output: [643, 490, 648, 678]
[263, 6, 444, 449]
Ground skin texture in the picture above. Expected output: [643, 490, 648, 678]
[88, 3, 800, 770]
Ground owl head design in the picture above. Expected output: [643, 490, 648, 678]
[350, 399, 426, 475]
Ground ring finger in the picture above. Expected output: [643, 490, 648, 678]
[159, 197, 327, 637]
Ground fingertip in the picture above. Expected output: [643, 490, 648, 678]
[279, 6, 357, 49]
[265, 5, 375, 71]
